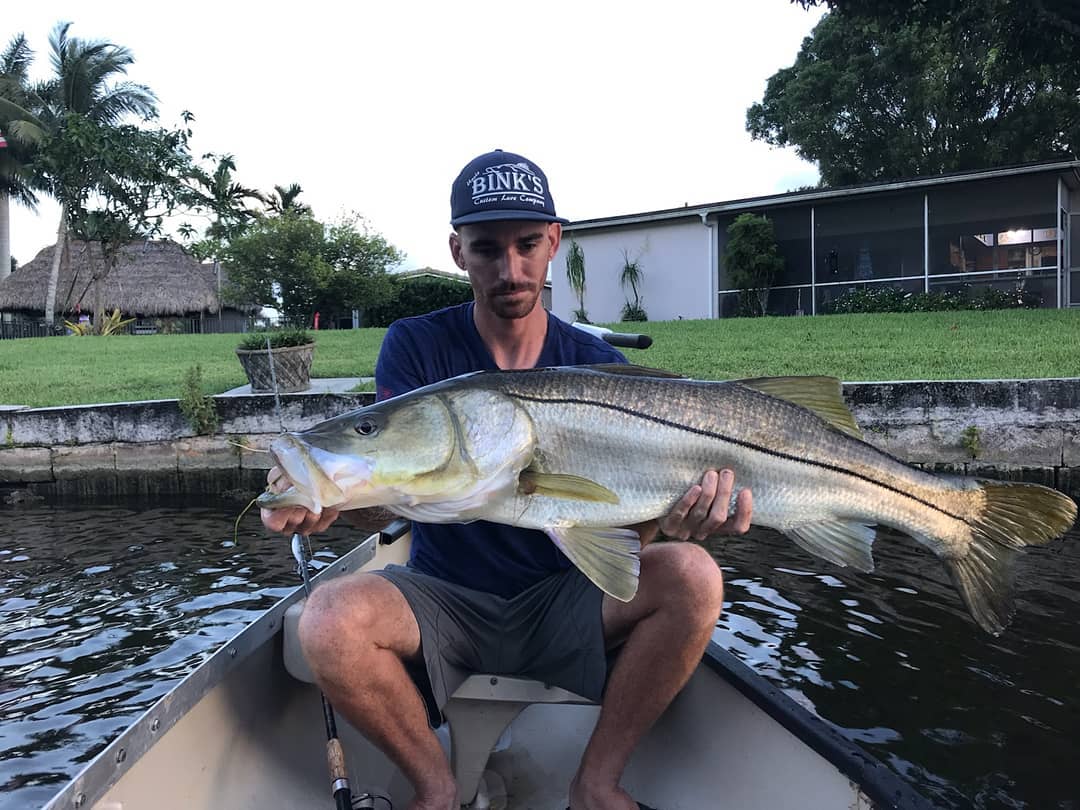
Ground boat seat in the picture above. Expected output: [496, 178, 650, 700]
[283, 599, 597, 806]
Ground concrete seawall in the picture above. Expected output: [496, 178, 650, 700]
[1, 378, 1078, 501]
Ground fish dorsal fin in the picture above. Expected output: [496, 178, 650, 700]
[520, 468, 620, 504]
[578, 363, 686, 379]
[735, 376, 862, 439]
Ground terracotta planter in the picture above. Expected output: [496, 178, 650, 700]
[235, 343, 315, 393]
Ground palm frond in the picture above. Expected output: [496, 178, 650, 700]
[1, 33, 34, 81]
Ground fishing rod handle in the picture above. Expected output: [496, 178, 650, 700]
[327, 737, 352, 810]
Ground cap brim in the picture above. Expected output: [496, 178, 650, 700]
[451, 210, 570, 227]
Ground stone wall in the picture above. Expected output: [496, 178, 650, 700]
[2, 379, 1079, 500]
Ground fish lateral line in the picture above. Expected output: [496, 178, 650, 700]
[505, 391, 966, 524]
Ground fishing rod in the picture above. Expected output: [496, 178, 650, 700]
[292, 532, 354, 810]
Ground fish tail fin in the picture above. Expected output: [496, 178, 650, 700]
[944, 481, 1076, 635]
[546, 526, 641, 602]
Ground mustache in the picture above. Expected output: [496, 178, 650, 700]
[491, 282, 535, 295]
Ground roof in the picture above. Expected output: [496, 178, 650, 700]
[396, 267, 471, 284]
[566, 158, 1080, 233]
[0, 240, 254, 317]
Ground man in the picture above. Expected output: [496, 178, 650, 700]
[262, 150, 753, 810]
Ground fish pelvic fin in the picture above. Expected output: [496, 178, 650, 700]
[785, 521, 877, 572]
[519, 468, 620, 504]
[945, 481, 1077, 635]
[734, 376, 863, 440]
[546, 526, 641, 602]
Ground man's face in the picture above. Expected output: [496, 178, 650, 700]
[450, 220, 561, 320]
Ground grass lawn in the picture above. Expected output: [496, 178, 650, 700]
[1, 309, 1078, 408]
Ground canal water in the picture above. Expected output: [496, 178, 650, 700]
[1, 498, 1078, 809]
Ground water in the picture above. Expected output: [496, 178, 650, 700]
[0, 499, 369, 810]
[2, 501, 1078, 809]
[709, 525, 1080, 809]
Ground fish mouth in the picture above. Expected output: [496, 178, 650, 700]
[268, 433, 371, 513]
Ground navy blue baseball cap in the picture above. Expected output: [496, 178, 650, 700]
[451, 149, 570, 228]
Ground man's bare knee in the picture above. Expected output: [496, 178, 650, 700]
[658, 543, 725, 619]
[298, 573, 419, 672]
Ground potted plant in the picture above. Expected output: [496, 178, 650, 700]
[235, 326, 315, 393]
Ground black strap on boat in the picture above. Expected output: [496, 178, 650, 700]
[292, 533, 353, 810]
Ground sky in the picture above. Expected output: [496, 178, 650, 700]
[5, 0, 825, 272]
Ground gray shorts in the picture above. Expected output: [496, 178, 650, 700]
[374, 563, 607, 727]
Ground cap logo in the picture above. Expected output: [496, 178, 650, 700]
[467, 162, 546, 210]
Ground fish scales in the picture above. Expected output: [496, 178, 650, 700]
[260, 365, 1076, 634]
[485, 369, 973, 548]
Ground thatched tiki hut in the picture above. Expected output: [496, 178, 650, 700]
[0, 240, 255, 336]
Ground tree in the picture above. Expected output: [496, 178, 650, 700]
[25, 22, 158, 326]
[264, 183, 312, 217]
[619, 249, 647, 322]
[48, 116, 195, 331]
[223, 213, 400, 327]
[565, 238, 588, 322]
[182, 154, 264, 261]
[723, 213, 784, 317]
[0, 33, 45, 281]
[748, 5, 1080, 185]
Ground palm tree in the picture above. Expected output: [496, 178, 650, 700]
[265, 183, 312, 216]
[565, 238, 588, 322]
[191, 154, 264, 241]
[0, 33, 46, 281]
[35, 22, 158, 326]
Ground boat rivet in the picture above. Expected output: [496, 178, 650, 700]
[116, 748, 126, 763]
[150, 718, 160, 732]
[228, 647, 237, 657]
[74, 794, 86, 808]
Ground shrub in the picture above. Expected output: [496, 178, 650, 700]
[179, 365, 219, 435]
[724, 214, 784, 317]
[826, 283, 1042, 314]
[364, 275, 474, 327]
[237, 326, 313, 351]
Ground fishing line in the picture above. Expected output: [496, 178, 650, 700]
[293, 532, 356, 810]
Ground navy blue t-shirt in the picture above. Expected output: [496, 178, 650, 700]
[374, 302, 626, 597]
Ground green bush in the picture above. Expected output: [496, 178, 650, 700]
[237, 326, 313, 351]
[827, 284, 1042, 314]
[179, 365, 219, 435]
[724, 213, 784, 317]
[364, 275, 474, 327]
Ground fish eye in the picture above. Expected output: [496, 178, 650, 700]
[355, 417, 379, 436]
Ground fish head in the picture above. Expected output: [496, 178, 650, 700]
[260, 387, 534, 515]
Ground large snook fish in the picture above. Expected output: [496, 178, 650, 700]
[258, 365, 1076, 635]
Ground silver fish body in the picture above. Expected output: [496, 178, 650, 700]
[261, 365, 1077, 635]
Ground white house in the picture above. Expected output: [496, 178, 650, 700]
[552, 159, 1080, 322]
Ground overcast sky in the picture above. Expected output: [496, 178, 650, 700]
[6, 0, 825, 271]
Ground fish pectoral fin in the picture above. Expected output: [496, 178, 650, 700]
[784, 521, 877, 572]
[734, 376, 863, 440]
[519, 469, 620, 504]
[546, 526, 641, 602]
